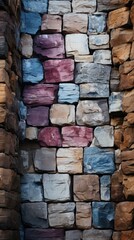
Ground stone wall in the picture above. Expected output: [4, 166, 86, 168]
[19, 0, 134, 240]
[0, 0, 21, 239]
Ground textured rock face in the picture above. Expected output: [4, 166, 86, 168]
[43, 174, 71, 202]
[80, 82, 109, 98]
[38, 127, 62, 147]
[57, 148, 83, 174]
[58, 84, 79, 103]
[25, 229, 64, 240]
[122, 89, 134, 113]
[21, 11, 41, 34]
[62, 126, 93, 147]
[34, 148, 56, 172]
[89, 34, 109, 49]
[26, 127, 38, 140]
[73, 175, 100, 201]
[88, 13, 107, 33]
[108, 7, 129, 30]
[83, 229, 112, 240]
[22, 0, 48, 13]
[63, 13, 88, 33]
[76, 100, 109, 126]
[72, 0, 96, 13]
[44, 59, 74, 83]
[20, 34, 33, 58]
[27, 106, 49, 126]
[48, 1, 71, 15]
[41, 14, 62, 32]
[94, 125, 114, 147]
[48, 203, 75, 228]
[65, 230, 82, 240]
[100, 175, 111, 201]
[50, 104, 75, 125]
[34, 34, 65, 58]
[76, 202, 92, 229]
[93, 50, 112, 65]
[109, 92, 123, 113]
[123, 176, 134, 199]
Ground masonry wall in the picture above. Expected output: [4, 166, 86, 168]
[11, 0, 134, 239]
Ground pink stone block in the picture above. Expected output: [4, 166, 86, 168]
[62, 126, 93, 147]
[38, 127, 62, 147]
[23, 84, 58, 106]
[34, 34, 65, 58]
[44, 59, 74, 83]
[27, 106, 49, 127]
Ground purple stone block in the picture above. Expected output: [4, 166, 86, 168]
[27, 106, 49, 127]
[23, 84, 58, 106]
[38, 127, 62, 147]
[25, 228, 64, 240]
[34, 34, 65, 58]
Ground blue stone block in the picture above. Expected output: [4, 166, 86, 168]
[84, 147, 115, 174]
[100, 175, 111, 201]
[19, 101, 27, 120]
[22, 0, 48, 14]
[58, 83, 79, 104]
[88, 13, 107, 33]
[92, 202, 114, 229]
[21, 11, 41, 34]
[22, 58, 43, 83]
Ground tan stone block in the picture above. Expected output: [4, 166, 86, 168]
[41, 14, 62, 33]
[48, 1, 71, 15]
[121, 230, 134, 240]
[121, 127, 134, 150]
[20, 34, 33, 58]
[50, 104, 75, 126]
[110, 28, 133, 47]
[125, 113, 134, 125]
[72, 0, 96, 13]
[76, 202, 91, 229]
[112, 43, 131, 65]
[74, 55, 93, 63]
[57, 148, 83, 174]
[73, 175, 100, 201]
[114, 128, 123, 148]
[123, 176, 134, 199]
[63, 13, 88, 33]
[26, 127, 38, 140]
[0, 168, 20, 192]
[122, 89, 134, 113]
[130, 5, 134, 25]
[130, 41, 134, 60]
[108, 7, 129, 30]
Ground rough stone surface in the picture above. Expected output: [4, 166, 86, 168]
[48, 1, 71, 15]
[109, 92, 123, 113]
[76, 202, 92, 229]
[93, 50, 111, 65]
[63, 13, 88, 33]
[21, 11, 41, 34]
[121, 150, 134, 175]
[21, 174, 43, 202]
[73, 175, 100, 201]
[111, 171, 125, 202]
[112, 44, 131, 65]
[26, 127, 38, 140]
[22, 0, 48, 13]
[22, 58, 43, 84]
[41, 14, 62, 32]
[92, 202, 114, 229]
[50, 104, 75, 126]
[62, 126, 93, 147]
[20, 34, 33, 58]
[38, 127, 62, 147]
[108, 7, 129, 30]
[48, 203, 75, 228]
[93, 125, 114, 147]
[119, 60, 134, 91]
[23, 84, 58, 106]
[65, 34, 89, 57]
[21, 202, 48, 228]
[72, 0, 96, 13]
[58, 83, 79, 103]
[25, 229, 64, 240]
[76, 100, 109, 126]
[44, 59, 74, 83]
[84, 147, 115, 174]
[88, 13, 107, 33]
[0, 168, 19, 192]
[57, 148, 83, 174]
[34, 34, 65, 58]
[65, 230, 82, 240]
[80, 83, 109, 98]
[123, 176, 134, 199]
[110, 28, 133, 47]
[27, 106, 49, 126]
[100, 175, 111, 201]
[43, 174, 71, 202]
[34, 148, 56, 172]
[89, 34, 109, 49]
[122, 89, 134, 113]
[83, 229, 112, 240]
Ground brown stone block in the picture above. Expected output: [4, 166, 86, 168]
[76, 202, 92, 229]
[98, 0, 130, 11]
[121, 127, 134, 150]
[0, 153, 16, 169]
[121, 150, 134, 174]
[121, 230, 134, 240]
[112, 43, 131, 65]
[41, 14, 62, 33]
[110, 28, 133, 47]
[0, 68, 9, 86]
[111, 171, 125, 202]
[119, 60, 134, 75]
[122, 89, 134, 113]
[115, 202, 134, 230]
[120, 73, 134, 90]
[63, 13, 88, 33]
[25, 228, 64, 240]
[0, 168, 20, 192]
[114, 128, 123, 148]
[130, 5, 134, 25]
[0, 230, 19, 240]
[0, 208, 20, 229]
[123, 175, 134, 199]
[108, 7, 129, 30]
[112, 231, 121, 240]
[125, 113, 134, 124]
[130, 41, 134, 60]
[0, 129, 17, 155]
[0, 84, 13, 106]
[0, 190, 20, 210]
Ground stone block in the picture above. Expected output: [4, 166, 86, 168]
[110, 28, 133, 47]
[115, 202, 134, 230]
[80, 83, 109, 98]
[112, 43, 131, 65]
[38, 127, 62, 147]
[22, 0, 48, 13]
[93, 50, 111, 65]
[20, 149, 34, 173]
[50, 104, 75, 126]
[65, 34, 89, 57]
[89, 34, 109, 49]
[20, 34, 33, 58]
[27, 106, 49, 126]
[83, 229, 112, 240]
[76, 100, 109, 126]
[0, 153, 16, 170]
[22, 58, 43, 83]
[88, 13, 107, 33]
[110, 68, 120, 92]
[34, 148, 56, 172]
[76, 202, 91, 229]
[65, 230, 82, 240]
[72, 0, 96, 13]
[121, 127, 134, 150]
[84, 147, 115, 174]
[0, 190, 20, 210]
[43, 174, 71, 202]
[0, 209, 20, 230]
[73, 175, 100, 201]
[0, 168, 20, 192]
[123, 176, 134, 199]
[111, 172, 125, 202]
[21, 174, 43, 202]
[130, 41, 134, 60]
[121, 230, 134, 240]
[19, 101, 27, 120]
[108, 7, 129, 30]
[75, 55, 93, 63]
[21, 11, 41, 35]
[100, 175, 110, 201]
[0, 230, 19, 240]
[25, 229, 64, 240]
[63, 13, 88, 33]
[57, 148, 83, 174]
[92, 202, 114, 229]
[97, 0, 129, 11]
[23, 84, 58, 106]
[121, 150, 134, 175]
[122, 89, 134, 113]
[62, 126, 93, 147]
[75, 63, 111, 84]
[48, 1, 71, 14]
[26, 127, 38, 140]
[21, 202, 48, 228]
[109, 92, 123, 113]
[41, 14, 62, 32]
[119, 60, 134, 91]
[34, 34, 65, 58]
[94, 125, 114, 147]
[44, 59, 74, 83]
[48, 203, 75, 228]
[58, 83, 79, 103]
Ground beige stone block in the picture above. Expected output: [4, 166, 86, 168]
[41, 14, 62, 32]
[48, 1, 71, 15]
[75, 55, 93, 63]
[20, 34, 33, 58]
[72, 0, 96, 13]
[112, 43, 131, 65]
[63, 13, 88, 33]
[76, 202, 92, 229]
[26, 127, 38, 140]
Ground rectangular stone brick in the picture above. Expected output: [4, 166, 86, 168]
[80, 83, 109, 98]
[110, 28, 133, 48]
[38, 127, 62, 147]
[58, 83, 79, 104]
[89, 34, 109, 49]
[65, 230, 82, 240]
[88, 12, 107, 33]
[72, 0, 96, 13]
[48, 1, 71, 14]
[21, 11, 41, 35]
[83, 229, 112, 240]
[76, 202, 91, 229]
[108, 7, 129, 30]
[0, 168, 20, 192]
[34, 148, 56, 172]
[41, 14, 62, 32]
[63, 13, 88, 33]
[66, 34, 89, 57]
[20, 34, 33, 58]
[25, 229, 64, 240]
[93, 50, 111, 65]
[22, 0, 48, 13]
[27, 106, 49, 127]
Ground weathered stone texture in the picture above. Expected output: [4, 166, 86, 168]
[72, 0, 96, 13]
[110, 28, 133, 47]
[50, 104, 75, 125]
[109, 92, 123, 113]
[100, 175, 110, 201]
[27, 106, 49, 126]
[97, 0, 129, 11]
[83, 229, 112, 240]
[63, 13, 88, 33]
[76, 202, 92, 229]
[94, 125, 114, 147]
[89, 34, 109, 49]
[26, 127, 38, 140]
[58, 83, 79, 103]
[122, 89, 134, 113]
[123, 176, 134, 199]
[80, 83, 109, 98]
[22, 0, 48, 13]
[65, 230, 82, 240]
[108, 7, 130, 30]
[38, 127, 62, 147]
[48, 1, 71, 14]
[20, 34, 33, 58]
[25, 229, 64, 240]
[88, 13, 107, 33]
[21, 11, 41, 35]
[112, 44, 131, 65]
[93, 50, 111, 65]
[41, 14, 62, 32]
[34, 148, 56, 172]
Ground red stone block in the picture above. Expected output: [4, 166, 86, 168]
[25, 228, 64, 240]
[34, 34, 65, 58]
[23, 84, 58, 106]
[38, 127, 62, 147]
[44, 59, 74, 83]
[27, 106, 49, 127]
[62, 126, 93, 147]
